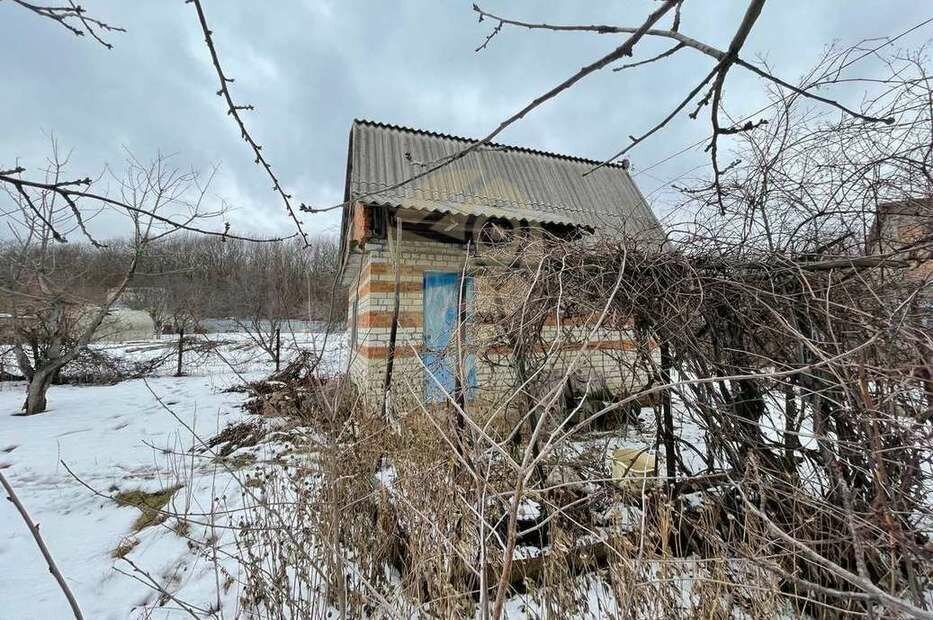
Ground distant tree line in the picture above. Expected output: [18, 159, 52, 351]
[0, 233, 346, 334]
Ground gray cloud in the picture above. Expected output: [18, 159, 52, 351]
[1, 0, 929, 240]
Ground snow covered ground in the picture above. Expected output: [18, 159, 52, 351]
[0, 332, 751, 618]
[0, 332, 345, 619]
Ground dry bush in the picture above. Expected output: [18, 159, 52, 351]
[287, 47, 932, 618]
[53, 347, 173, 385]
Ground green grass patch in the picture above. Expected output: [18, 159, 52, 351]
[113, 484, 182, 532]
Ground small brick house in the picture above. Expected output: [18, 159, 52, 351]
[338, 120, 665, 408]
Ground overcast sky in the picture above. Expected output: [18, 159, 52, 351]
[1, 1, 930, 241]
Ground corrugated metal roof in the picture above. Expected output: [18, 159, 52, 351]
[347, 119, 663, 237]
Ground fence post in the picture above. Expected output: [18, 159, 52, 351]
[175, 327, 184, 377]
[275, 327, 281, 372]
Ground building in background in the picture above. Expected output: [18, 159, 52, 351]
[88, 307, 157, 343]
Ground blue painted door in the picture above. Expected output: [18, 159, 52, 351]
[422, 271, 477, 403]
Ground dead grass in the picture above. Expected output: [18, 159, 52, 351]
[112, 536, 139, 559]
[205, 420, 264, 457]
[113, 484, 182, 532]
[227, 452, 257, 468]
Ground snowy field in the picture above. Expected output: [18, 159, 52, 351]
[0, 332, 345, 619]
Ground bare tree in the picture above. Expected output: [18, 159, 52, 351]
[229, 237, 341, 365]
[1, 144, 221, 414]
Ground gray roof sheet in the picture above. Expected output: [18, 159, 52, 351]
[347, 120, 663, 237]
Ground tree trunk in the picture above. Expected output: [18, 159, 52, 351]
[22, 367, 56, 415]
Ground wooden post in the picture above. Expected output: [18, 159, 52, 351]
[454, 241, 472, 417]
[175, 327, 184, 377]
[274, 326, 281, 372]
[381, 216, 402, 421]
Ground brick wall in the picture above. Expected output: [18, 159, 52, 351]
[347, 235, 653, 409]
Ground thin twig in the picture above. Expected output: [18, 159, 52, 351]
[186, 0, 311, 246]
[0, 172, 292, 243]
[8, 0, 124, 47]
[0, 470, 85, 620]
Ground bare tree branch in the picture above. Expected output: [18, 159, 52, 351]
[0, 470, 84, 619]
[737, 482, 933, 619]
[7, 0, 124, 48]
[0, 171, 291, 243]
[473, 1, 897, 184]
[313, 0, 681, 216]
[186, 0, 311, 246]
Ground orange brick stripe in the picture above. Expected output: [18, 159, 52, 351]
[354, 339, 641, 360]
[354, 344, 423, 359]
[576, 339, 640, 351]
[485, 339, 640, 354]
[357, 310, 423, 328]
